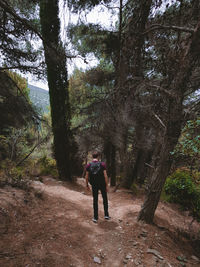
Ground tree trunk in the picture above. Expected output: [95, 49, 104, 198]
[40, 0, 73, 181]
[110, 143, 116, 186]
[137, 139, 174, 223]
[103, 139, 116, 186]
[103, 138, 112, 177]
[132, 149, 152, 185]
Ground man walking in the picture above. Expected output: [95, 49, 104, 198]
[85, 152, 110, 223]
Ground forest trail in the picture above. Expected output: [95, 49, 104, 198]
[0, 177, 200, 267]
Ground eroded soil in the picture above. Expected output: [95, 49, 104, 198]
[0, 177, 200, 267]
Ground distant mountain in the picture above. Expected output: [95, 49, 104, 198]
[28, 84, 49, 113]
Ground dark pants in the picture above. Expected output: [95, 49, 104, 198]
[92, 184, 109, 220]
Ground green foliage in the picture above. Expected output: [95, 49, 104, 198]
[0, 160, 30, 189]
[67, 0, 112, 13]
[68, 23, 119, 59]
[172, 118, 200, 169]
[0, 71, 39, 134]
[37, 155, 58, 177]
[164, 169, 200, 220]
[0, 0, 42, 74]
[7, 71, 30, 99]
[130, 183, 138, 194]
[176, 119, 200, 156]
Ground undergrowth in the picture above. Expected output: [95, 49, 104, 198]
[164, 169, 200, 221]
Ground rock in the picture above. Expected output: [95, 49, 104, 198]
[94, 256, 101, 264]
[125, 254, 132, 259]
[160, 261, 173, 267]
[32, 181, 43, 185]
[147, 249, 164, 260]
[191, 255, 199, 262]
[99, 250, 106, 259]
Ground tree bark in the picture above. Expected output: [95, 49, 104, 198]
[103, 138, 116, 186]
[40, 0, 73, 181]
[110, 143, 116, 186]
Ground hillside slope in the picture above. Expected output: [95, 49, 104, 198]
[0, 177, 200, 267]
[29, 84, 49, 113]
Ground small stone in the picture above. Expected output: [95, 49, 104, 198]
[141, 232, 148, 237]
[191, 255, 199, 261]
[147, 249, 164, 260]
[125, 254, 132, 259]
[123, 259, 128, 264]
[94, 256, 101, 264]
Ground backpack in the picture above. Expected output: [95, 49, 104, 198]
[88, 161, 104, 186]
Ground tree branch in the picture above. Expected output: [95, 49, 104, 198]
[16, 134, 49, 167]
[0, 66, 43, 71]
[0, 0, 44, 40]
[143, 24, 194, 35]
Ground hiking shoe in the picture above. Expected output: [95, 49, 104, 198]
[92, 218, 98, 223]
[104, 216, 111, 220]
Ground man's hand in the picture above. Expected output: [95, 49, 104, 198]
[86, 185, 90, 191]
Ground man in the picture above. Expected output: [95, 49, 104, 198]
[85, 151, 110, 223]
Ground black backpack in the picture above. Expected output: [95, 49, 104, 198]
[88, 161, 104, 186]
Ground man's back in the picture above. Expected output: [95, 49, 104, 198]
[87, 161, 106, 186]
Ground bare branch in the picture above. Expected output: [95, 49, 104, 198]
[0, 66, 43, 71]
[16, 134, 49, 166]
[153, 112, 166, 129]
[149, 83, 176, 98]
[143, 24, 194, 35]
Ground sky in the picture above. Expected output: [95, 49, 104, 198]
[28, 0, 172, 90]
[28, 2, 118, 91]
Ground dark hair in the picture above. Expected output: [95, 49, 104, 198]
[92, 151, 99, 158]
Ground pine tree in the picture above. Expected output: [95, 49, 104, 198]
[40, 0, 73, 181]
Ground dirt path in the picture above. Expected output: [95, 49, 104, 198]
[0, 177, 200, 267]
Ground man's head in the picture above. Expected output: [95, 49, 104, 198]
[92, 151, 99, 159]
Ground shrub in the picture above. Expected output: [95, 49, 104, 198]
[37, 155, 58, 177]
[0, 160, 30, 189]
[164, 169, 200, 220]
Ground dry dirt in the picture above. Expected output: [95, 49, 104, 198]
[0, 176, 200, 267]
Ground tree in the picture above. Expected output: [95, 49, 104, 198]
[0, 0, 44, 75]
[40, 0, 74, 180]
[135, 2, 200, 223]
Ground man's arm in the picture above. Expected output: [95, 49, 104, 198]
[103, 170, 109, 192]
[85, 171, 90, 190]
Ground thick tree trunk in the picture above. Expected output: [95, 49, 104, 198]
[40, 0, 73, 181]
[110, 143, 116, 186]
[132, 149, 152, 185]
[137, 140, 174, 223]
[103, 139, 116, 186]
[103, 139, 112, 177]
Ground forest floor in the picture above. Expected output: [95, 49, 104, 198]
[0, 176, 200, 267]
